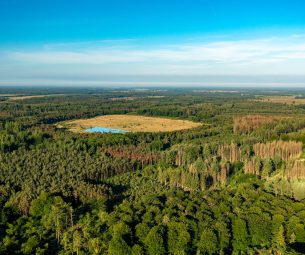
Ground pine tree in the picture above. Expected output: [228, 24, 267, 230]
[273, 224, 286, 253]
[232, 218, 249, 252]
[144, 226, 165, 255]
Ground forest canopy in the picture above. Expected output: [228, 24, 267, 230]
[1, 87, 305, 254]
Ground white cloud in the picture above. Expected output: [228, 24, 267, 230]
[1, 34, 305, 85]
[5, 36, 305, 66]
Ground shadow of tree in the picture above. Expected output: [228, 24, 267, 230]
[289, 242, 305, 254]
[106, 183, 128, 210]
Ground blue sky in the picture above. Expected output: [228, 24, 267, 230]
[1, 0, 305, 86]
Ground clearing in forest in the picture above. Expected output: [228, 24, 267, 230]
[59, 114, 202, 133]
[255, 95, 305, 105]
[8, 94, 66, 101]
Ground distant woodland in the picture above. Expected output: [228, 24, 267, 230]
[1, 88, 305, 254]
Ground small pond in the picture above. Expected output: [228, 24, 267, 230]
[85, 126, 128, 133]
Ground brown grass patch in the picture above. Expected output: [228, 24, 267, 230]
[59, 114, 202, 133]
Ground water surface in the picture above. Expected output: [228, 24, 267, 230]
[85, 126, 127, 133]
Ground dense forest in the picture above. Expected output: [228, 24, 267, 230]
[1, 87, 305, 254]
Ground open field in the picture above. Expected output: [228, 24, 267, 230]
[255, 95, 305, 105]
[0, 94, 18, 97]
[110, 96, 166, 101]
[110, 97, 138, 101]
[59, 114, 202, 133]
[8, 94, 66, 101]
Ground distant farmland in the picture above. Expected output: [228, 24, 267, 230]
[59, 114, 202, 133]
[255, 95, 305, 105]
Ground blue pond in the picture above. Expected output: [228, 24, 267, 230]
[85, 126, 127, 134]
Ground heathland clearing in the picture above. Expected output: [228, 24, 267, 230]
[59, 114, 202, 133]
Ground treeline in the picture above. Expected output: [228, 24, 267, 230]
[156, 140, 304, 193]
[156, 143, 240, 191]
[243, 157, 279, 179]
[253, 140, 302, 160]
[285, 160, 305, 180]
[158, 159, 231, 191]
